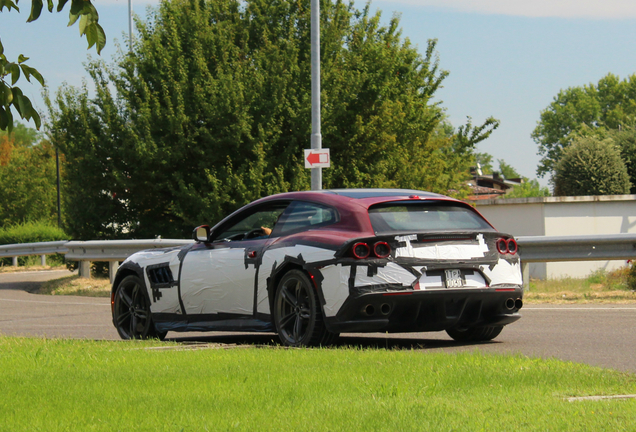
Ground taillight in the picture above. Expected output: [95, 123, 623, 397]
[373, 241, 391, 258]
[497, 238, 518, 255]
[507, 238, 518, 255]
[352, 242, 370, 259]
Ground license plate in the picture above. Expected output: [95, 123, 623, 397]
[444, 269, 463, 288]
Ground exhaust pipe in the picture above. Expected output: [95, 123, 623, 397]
[515, 298, 523, 310]
[380, 303, 391, 315]
[505, 298, 515, 310]
[363, 304, 375, 316]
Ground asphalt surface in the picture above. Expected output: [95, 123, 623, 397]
[1, 270, 636, 373]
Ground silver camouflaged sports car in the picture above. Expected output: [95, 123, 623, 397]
[111, 189, 523, 346]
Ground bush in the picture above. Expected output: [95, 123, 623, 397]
[553, 136, 631, 196]
[0, 221, 69, 267]
[628, 261, 636, 291]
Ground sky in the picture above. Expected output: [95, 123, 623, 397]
[2, 0, 636, 185]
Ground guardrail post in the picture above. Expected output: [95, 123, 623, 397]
[521, 262, 530, 292]
[109, 261, 119, 284]
[40, 255, 46, 266]
[12, 256, 17, 267]
[78, 260, 91, 278]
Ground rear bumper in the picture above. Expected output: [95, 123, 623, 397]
[324, 287, 523, 333]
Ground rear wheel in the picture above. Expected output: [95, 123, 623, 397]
[446, 325, 503, 342]
[113, 275, 166, 340]
[273, 270, 336, 347]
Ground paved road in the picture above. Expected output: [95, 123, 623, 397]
[1, 271, 635, 373]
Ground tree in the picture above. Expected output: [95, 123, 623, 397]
[0, 0, 105, 132]
[611, 129, 636, 194]
[505, 178, 550, 198]
[48, 0, 499, 240]
[0, 123, 57, 226]
[532, 73, 636, 177]
[497, 159, 520, 180]
[553, 136, 631, 196]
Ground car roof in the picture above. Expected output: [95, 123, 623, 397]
[250, 188, 458, 209]
[324, 189, 445, 199]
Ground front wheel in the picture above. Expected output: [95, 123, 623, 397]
[113, 275, 166, 340]
[273, 270, 336, 347]
[446, 325, 503, 342]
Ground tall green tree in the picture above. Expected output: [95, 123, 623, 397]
[0, 123, 57, 226]
[48, 0, 498, 240]
[532, 73, 636, 177]
[0, 0, 105, 131]
[611, 129, 636, 194]
[553, 135, 631, 196]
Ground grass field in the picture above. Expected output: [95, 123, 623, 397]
[0, 337, 635, 431]
[525, 267, 636, 303]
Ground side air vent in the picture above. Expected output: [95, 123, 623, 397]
[146, 264, 176, 289]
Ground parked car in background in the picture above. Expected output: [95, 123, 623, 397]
[111, 189, 523, 346]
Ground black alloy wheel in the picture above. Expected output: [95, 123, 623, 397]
[446, 325, 503, 342]
[113, 275, 165, 340]
[273, 270, 333, 347]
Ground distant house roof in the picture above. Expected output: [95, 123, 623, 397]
[465, 169, 524, 201]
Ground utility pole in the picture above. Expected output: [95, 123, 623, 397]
[56, 147, 61, 228]
[310, 0, 322, 190]
[128, 0, 133, 51]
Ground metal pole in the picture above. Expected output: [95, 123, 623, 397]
[310, 0, 322, 190]
[128, 0, 133, 51]
[56, 147, 61, 228]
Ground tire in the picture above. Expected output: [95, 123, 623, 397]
[113, 275, 166, 340]
[446, 325, 503, 342]
[273, 269, 336, 347]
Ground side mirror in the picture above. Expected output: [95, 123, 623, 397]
[193, 225, 210, 242]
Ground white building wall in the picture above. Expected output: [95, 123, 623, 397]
[472, 195, 636, 279]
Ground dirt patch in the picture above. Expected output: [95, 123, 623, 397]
[0, 265, 67, 273]
[524, 290, 636, 304]
[36, 275, 111, 297]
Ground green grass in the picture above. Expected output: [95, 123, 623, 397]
[0, 337, 634, 431]
[526, 267, 636, 303]
[530, 267, 633, 293]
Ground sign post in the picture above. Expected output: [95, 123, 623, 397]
[310, 0, 322, 190]
[304, 149, 330, 169]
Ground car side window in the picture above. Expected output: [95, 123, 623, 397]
[275, 201, 337, 235]
[213, 204, 288, 241]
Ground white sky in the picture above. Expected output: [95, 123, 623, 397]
[380, 0, 636, 19]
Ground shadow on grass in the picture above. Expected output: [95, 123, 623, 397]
[167, 332, 500, 351]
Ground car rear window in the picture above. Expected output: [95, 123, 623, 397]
[368, 202, 494, 234]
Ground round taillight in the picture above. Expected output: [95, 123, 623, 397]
[496, 238, 509, 254]
[373, 241, 391, 258]
[352, 242, 370, 259]
[507, 238, 518, 255]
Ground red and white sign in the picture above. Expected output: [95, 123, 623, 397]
[304, 148, 330, 168]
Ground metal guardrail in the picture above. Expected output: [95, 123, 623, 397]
[65, 239, 194, 261]
[0, 241, 69, 258]
[1, 239, 193, 282]
[516, 234, 636, 262]
[2, 235, 635, 284]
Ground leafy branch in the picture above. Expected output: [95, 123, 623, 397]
[0, 0, 105, 131]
